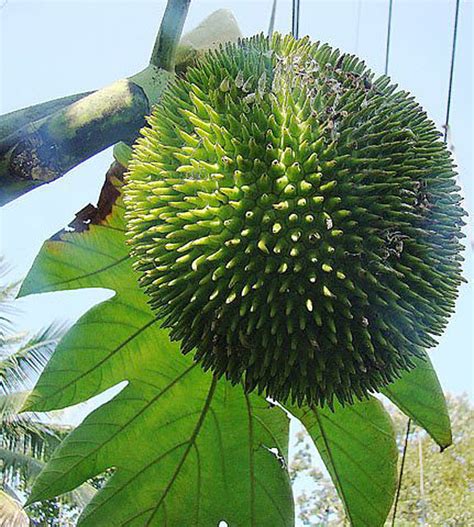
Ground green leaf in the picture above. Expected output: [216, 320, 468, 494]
[289, 398, 398, 527]
[20, 178, 294, 526]
[28, 370, 292, 526]
[113, 142, 133, 167]
[381, 353, 452, 449]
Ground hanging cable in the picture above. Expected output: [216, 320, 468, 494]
[391, 418, 411, 527]
[296, 0, 300, 38]
[292, 0, 300, 39]
[384, 0, 394, 75]
[444, 0, 461, 143]
[268, 0, 278, 37]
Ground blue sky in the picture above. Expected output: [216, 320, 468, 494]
[1, 0, 472, 404]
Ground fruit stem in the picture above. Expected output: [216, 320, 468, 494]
[150, 0, 192, 72]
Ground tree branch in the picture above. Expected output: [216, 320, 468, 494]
[0, 79, 149, 205]
[0, 92, 93, 142]
[150, 0, 192, 71]
[0, 8, 241, 207]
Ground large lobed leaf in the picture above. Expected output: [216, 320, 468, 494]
[20, 176, 293, 526]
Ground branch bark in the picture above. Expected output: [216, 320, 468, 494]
[0, 80, 149, 205]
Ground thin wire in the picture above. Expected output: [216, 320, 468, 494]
[444, 0, 461, 143]
[391, 419, 411, 527]
[296, 0, 300, 38]
[292, 0, 300, 39]
[291, 0, 295, 38]
[384, 0, 394, 75]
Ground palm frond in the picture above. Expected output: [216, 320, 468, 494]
[1, 483, 22, 503]
[0, 391, 70, 432]
[0, 259, 18, 340]
[0, 323, 68, 394]
[0, 392, 29, 419]
[0, 334, 27, 351]
[0, 390, 72, 468]
[0, 425, 59, 467]
[0, 264, 82, 516]
[0, 447, 96, 511]
[0, 447, 45, 481]
[1, 418, 70, 462]
[0, 489, 29, 527]
[0, 282, 19, 304]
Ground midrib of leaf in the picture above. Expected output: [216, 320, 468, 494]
[253, 413, 286, 460]
[313, 409, 389, 521]
[255, 474, 289, 524]
[143, 375, 218, 526]
[41, 256, 129, 289]
[193, 443, 202, 526]
[383, 385, 442, 427]
[322, 410, 392, 456]
[244, 392, 256, 527]
[147, 377, 217, 523]
[209, 407, 228, 493]
[349, 407, 395, 438]
[312, 406, 356, 527]
[81, 442, 189, 526]
[59, 235, 125, 257]
[312, 432, 388, 514]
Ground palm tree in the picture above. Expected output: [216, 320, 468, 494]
[0, 262, 94, 526]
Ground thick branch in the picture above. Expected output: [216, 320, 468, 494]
[0, 9, 241, 206]
[0, 92, 93, 142]
[0, 79, 150, 205]
[150, 0, 192, 71]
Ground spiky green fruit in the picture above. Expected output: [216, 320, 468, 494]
[125, 34, 465, 407]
